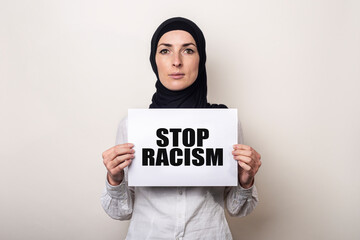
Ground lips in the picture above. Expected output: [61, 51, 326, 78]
[169, 73, 185, 79]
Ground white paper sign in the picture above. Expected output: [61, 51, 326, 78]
[128, 109, 238, 186]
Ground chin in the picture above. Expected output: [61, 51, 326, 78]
[168, 85, 187, 91]
[163, 81, 189, 91]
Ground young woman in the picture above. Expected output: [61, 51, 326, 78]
[101, 17, 261, 240]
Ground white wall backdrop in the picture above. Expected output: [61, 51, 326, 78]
[1, 0, 359, 239]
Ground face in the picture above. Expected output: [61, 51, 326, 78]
[155, 30, 200, 91]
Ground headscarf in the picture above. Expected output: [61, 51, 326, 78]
[149, 17, 227, 109]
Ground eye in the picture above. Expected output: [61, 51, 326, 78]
[159, 49, 169, 54]
[184, 48, 195, 54]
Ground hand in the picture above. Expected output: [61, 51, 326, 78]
[232, 144, 261, 189]
[102, 143, 135, 186]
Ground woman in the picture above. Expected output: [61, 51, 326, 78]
[101, 17, 261, 240]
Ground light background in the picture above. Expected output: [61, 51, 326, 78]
[1, 0, 359, 239]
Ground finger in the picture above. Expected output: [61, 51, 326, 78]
[251, 151, 261, 164]
[233, 144, 252, 151]
[103, 143, 133, 156]
[238, 161, 251, 171]
[103, 143, 134, 157]
[103, 143, 134, 164]
[233, 155, 252, 164]
[111, 159, 133, 174]
[108, 153, 135, 169]
[104, 148, 133, 166]
[232, 149, 252, 157]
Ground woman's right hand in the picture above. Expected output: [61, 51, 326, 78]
[102, 143, 135, 186]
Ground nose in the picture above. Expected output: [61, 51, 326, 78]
[172, 53, 182, 67]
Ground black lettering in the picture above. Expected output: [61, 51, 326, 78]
[197, 128, 209, 147]
[156, 128, 169, 147]
[169, 128, 181, 147]
[156, 148, 169, 166]
[170, 148, 182, 166]
[192, 148, 204, 166]
[142, 148, 155, 166]
[184, 148, 191, 166]
[206, 148, 223, 166]
[183, 128, 195, 147]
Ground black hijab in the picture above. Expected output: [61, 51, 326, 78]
[149, 17, 227, 109]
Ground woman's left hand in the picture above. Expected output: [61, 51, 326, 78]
[232, 144, 262, 189]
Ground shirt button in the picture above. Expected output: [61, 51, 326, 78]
[179, 190, 183, 195]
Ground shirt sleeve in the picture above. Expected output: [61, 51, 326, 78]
[100, 117, 135, 220]
[224, 120, 259, 217]
[224, 183, 259, 217]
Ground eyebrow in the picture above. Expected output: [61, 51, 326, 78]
[157, 43, 197, 48]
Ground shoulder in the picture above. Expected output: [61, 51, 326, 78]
[115, 116, 128, 145]
[118, 115, 128, 129]
[238, 119, 244, 144]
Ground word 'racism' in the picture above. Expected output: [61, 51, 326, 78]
[142, 128, 223, 166]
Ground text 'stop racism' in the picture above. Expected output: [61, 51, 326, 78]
[142, 128, 223, 166]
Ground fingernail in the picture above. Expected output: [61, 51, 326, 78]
[131, 149, 135, 153]
[128, 143, 134, 147]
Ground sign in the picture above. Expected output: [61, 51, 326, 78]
[128, 109, 238, 186]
